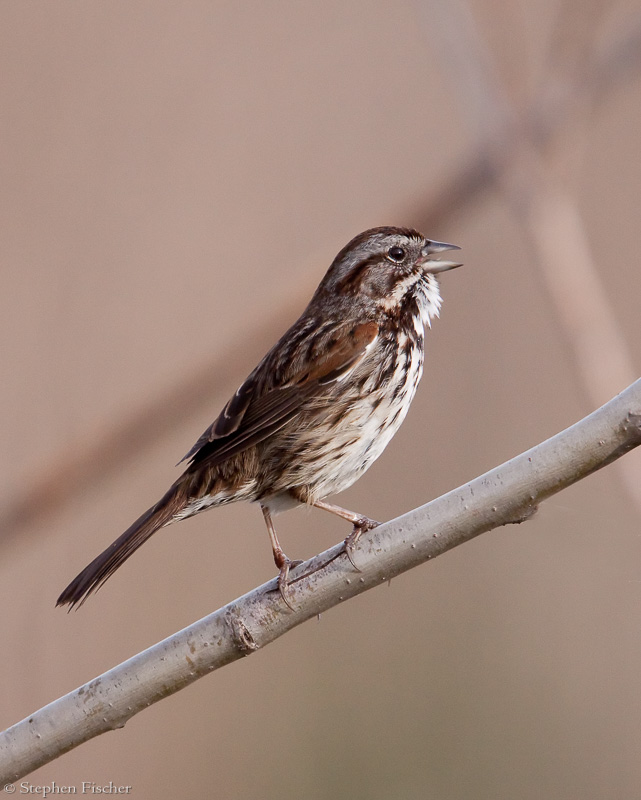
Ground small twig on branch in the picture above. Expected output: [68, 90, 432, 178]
[2, 379, 641, 783]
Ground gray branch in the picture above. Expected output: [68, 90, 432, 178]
[2, 379, 641, 782]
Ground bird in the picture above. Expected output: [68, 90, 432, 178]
[57, 226, 462, 609]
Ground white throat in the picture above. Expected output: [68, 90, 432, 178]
[416, 274, 442, 329]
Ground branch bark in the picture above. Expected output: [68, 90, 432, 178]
[2, 380, 641, 782]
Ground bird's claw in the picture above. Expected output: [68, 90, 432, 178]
[276, 558, 303, 611]
[343, 517, 380, 571]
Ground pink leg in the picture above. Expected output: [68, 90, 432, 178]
[261, 506, 302, 610]
[312, 499, 381, 569]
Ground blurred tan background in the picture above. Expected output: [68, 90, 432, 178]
[2, 1, 641, 797]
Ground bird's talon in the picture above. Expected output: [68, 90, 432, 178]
[279, 584, 295, 611]
[344, 540, 362, 572]
[276, 557, 302, 611]
[343, 518, 380, 571]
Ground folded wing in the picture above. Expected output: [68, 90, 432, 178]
[183, 320, 379, 470]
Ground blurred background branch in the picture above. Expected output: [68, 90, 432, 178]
[2, 3, 641, 542]
[423, 0, 641, 510]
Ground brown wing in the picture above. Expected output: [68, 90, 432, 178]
[180, 320, 378, 469]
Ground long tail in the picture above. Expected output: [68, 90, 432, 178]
[56, 481, 186, 609]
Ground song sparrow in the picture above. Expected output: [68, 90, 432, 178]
[57, 227, 461, 609]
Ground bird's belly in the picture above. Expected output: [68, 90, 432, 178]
[263, 340, 424, 503]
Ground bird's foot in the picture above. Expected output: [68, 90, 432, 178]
[344, 516, 380, 571]
[274, 554, 303, 611]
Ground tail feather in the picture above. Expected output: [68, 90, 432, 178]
[56, 482, 186, 609]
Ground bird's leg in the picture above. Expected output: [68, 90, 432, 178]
[261, 506, 302, 610]
[312, 499, 381, 570]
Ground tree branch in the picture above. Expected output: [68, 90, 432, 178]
[2, 380, 641, 782]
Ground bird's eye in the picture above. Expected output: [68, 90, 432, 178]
[387, 246, 406, 263]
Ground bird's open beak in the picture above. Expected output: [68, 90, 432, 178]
[420, 240, 463, 273]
